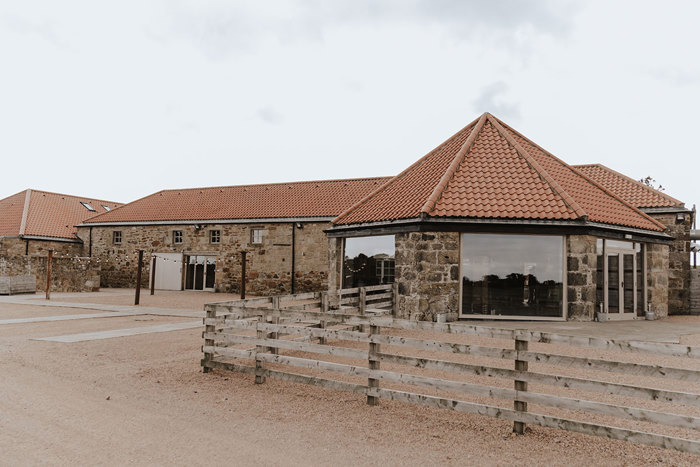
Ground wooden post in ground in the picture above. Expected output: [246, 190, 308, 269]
[45, 250, 53, 300]
[254, 320, 266, 384]
[513, 335, 528, 434]
[392, 281, 399, 317]
[359, 287, 367, 332]
[202, 305, 216, 373]
[150, 255, 157, 295]
[134, 249, 143, 305]
[271, 296, 280, 355]
[367, 323, 380, 406]
[319, 291, 328, 344]
[240, 251, 247, 300]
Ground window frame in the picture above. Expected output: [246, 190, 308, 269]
[80, 201, 96, 212]
[458, 233, 567, 321]
[250, 228, 264, 245]
[209, 229, 221, 244]
[112, 230, 122, 245]
[173, 230, 183, 244]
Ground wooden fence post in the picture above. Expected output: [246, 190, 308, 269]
[367, 323, 380, 406]
[240, 251, 247, 299]
[255, 320, 266, 384]
[150, 255, 157, 296]
[134, 249, 143, 305]
[271, 296, 280, 355]
[45, 250, 53, 300]
[320, 291, 328, 345]
[513, 334, 528, 434]
[202, 305, 216, 373]
[392, 281, 399, 317]
[359, 287, 367, 314]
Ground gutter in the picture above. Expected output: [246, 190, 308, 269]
[77, 216, 335, 228]
[327, 217, 672, 241]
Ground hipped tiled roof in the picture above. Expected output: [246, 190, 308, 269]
[333, 113, 665, 232]
[0, 189, 122, 240]
[82, 178, 391, 224]
[573, 164, 684, 209]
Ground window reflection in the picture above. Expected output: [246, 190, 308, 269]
[343, 235, 395, 288]
[461, 234, 564, 317]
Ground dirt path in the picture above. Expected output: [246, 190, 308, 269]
[1, 301, 699, 466]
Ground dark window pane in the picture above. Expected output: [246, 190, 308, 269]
[343, 235, 395, 288]
[461, 234, 563, 317]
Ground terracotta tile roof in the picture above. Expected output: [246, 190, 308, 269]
[81, 178, 392, 224]
[334, 113, 665, 232]
[573, 163, 684, 209]
[0, 189, 122, 240]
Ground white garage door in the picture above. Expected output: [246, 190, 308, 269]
[150, 253, 183, 291]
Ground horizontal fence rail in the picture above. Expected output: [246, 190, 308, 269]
[202, 293, 700, 455]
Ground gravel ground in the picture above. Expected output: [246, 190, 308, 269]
[1, 299, 699, 466]
[43, 289, 245, 310]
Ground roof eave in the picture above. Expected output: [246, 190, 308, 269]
[327, 216, 671, 241]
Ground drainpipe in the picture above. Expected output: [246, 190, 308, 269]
[291, 222, 296, 294]
[89, 226, 93, 257]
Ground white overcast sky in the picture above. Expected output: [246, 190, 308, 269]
[1, 1, 698, 210]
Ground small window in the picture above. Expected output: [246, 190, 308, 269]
[113, 231, 122, 244]
[173, 230, 183, 244]
[80, 202, 96, 212]
[251, 229, 264, 245]
[102, 205, 111, 211]
[210, 230, 221, 244]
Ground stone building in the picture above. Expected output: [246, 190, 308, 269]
[327, 113, 678, 322]
[0, 189, 121, 292]
[77, 178, 389, 295]
[574, 164, 693, 315]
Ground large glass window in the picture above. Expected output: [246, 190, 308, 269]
[461, 234, 564, 317]
[343, 235, 395, 288]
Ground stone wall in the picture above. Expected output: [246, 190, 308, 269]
[566, 235, 598, 321]
[647, 243, 670, 318]
[0, 254, 100, 292]
[0, 237, 84, 257]
[648, 212, 691, 314]
[78, 221, 330, 295]
[691, 268, 700, 315]
[394, 232, 460, 321]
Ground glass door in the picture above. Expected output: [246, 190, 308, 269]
[607, 254, 620, 314]
[184, 255, 216, 291]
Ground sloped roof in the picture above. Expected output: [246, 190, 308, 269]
[573, 163, 684, 209]
[333, 113, 665, 232]
[0, 189, 122, 240]
[82, 178, 392, 224]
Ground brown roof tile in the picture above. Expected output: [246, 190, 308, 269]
[0, 189, 122, 240]
[82, 178, 392, 224]
[573, 163, 684, 209]
[333, 113, 665, 232]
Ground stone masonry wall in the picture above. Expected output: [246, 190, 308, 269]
[648, 212, 691, 314]
[0, 237, 84, 257]
[566, 235, 598, 321]
[394, 232, 460, 321]
[0, 254, 100, 292]
[647, 243, 670, 318]
[78, 222, 330, 295]
[691, 269, 700, 315]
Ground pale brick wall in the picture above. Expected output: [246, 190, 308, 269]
[78, 221, 330, 295]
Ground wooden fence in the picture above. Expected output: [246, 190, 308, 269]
[202, 289, 700, 455]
